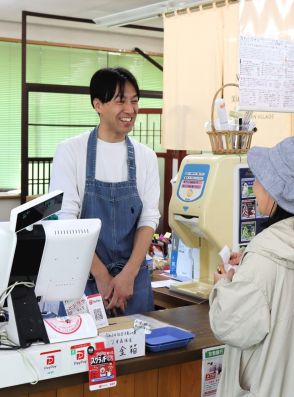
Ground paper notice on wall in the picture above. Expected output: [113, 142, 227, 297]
[239, 35, 294, 112]
[201, 345, 225, 397]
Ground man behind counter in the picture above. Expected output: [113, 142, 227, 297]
[50, 67, 160, 316]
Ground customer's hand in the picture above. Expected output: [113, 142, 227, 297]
[229, 251, 242, 266]
[213, 268, 235, 284]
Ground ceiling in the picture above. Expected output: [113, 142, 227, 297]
[0, 0, 168, 37]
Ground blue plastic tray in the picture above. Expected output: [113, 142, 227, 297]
[146, 326, 195, 352]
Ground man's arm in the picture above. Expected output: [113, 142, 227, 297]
[49, 140, 84, 219]
[105, 226, 154, 311]
[90, 253, 113, 299]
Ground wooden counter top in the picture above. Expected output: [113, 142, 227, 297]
[152, 271, 207, 308]
[0, 305, 218, 397]
[117, 304, 217, 375]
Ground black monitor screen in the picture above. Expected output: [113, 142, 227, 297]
[15, 193, 63, 232]
[9, 225, 46, 285]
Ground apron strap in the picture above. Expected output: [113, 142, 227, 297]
[85, 128, 98, 180]
[126, 136, 136, 182]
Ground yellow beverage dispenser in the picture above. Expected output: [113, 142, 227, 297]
[168, 153, 247, 297]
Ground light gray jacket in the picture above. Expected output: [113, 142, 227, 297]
[209, 217, 294, 397]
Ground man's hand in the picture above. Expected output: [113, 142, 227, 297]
[91, 254, 114, 311]
[104, 267, 136, 312]
[94, 270, 113, 301]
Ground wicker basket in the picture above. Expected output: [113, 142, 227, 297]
[207, 83, 255, 154]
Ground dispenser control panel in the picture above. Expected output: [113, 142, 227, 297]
[177, 164, 210, 202]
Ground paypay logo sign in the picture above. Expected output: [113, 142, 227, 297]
[39, 349, 61, 378]
[76, 350, 85, 360]
[46, 355, 55, 365]
[70, 343, 90, 371]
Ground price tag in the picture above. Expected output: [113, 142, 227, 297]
[87, 342, 117, 391]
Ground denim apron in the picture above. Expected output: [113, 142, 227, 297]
[82, 128, 154, 315]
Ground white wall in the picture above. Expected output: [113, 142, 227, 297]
[0, 198, 20, 221]
[0, 20, 163, 53]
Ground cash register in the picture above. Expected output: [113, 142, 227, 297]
[0, 191, 101, 347]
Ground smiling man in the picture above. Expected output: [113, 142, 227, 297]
[50, 67, 160, 316]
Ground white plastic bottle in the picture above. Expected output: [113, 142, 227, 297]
[215, 98, 229, 130]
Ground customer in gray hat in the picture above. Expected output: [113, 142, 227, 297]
[209, 136, 294, 397]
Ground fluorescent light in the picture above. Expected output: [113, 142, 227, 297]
[93, 1, 199, 28]
[93, 2, 169, 27]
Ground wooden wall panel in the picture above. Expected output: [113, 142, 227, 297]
[30, 391, 56, 397]
[57, 384, 84, 397]
[180, 361, 202, 397]
[83, 382, 110, 397]
[158, 365, 181, 397]
[109, 374, 134, 397]
[134, 369, 158, 397]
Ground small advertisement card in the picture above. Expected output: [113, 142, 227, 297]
[201, 345, 225, 397]
[64, 293, 108, 329]
[170, 233, 200, 280]
[44, 313, 97, 343]
[99, 326, 145, 360]
[38, 349, 62, 378]
[87, 343, 117, 391]
[69, 342, 91, 372]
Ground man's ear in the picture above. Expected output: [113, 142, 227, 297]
[92, 98, 102, 114]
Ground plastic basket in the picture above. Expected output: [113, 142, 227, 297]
[206, 83, 255, 154]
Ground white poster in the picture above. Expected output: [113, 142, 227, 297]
[239, 35, 294, 112]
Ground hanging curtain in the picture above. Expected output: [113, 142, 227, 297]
[162, 5, 223, 151]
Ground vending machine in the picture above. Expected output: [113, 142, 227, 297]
[168, 153, 263, 298]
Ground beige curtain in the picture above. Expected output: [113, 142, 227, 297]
[240, 0, 294, 39]
[163, 0, 293, 151]
[162, 6, 223, 151]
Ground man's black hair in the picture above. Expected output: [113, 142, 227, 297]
[90, 67, 140, 107]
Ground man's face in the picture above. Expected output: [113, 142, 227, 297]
[93, 81, 139, 141]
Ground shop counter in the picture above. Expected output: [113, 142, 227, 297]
[0, 304, 218, 397]
[152, 271, 206, 309]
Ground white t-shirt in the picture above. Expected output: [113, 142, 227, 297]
[50, 131, 160, 230]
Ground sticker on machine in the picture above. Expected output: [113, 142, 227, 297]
[240, 221, 256, 242]
[241, 199, 256, 220]
[177, 164, 210, 202]
[39, 349, 62, 378]
[70, 342, 91, 371]
[44, 315, 82, 334]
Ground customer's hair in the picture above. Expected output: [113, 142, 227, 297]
[261, 204, 293, 231]
[90, 67, 140, 107]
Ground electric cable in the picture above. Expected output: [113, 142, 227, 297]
[18, 349, 39, 385]
[0, 281, 35, 308]
[0, 281, 35, 350]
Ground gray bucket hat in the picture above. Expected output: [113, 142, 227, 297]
[247, 136, 294, 214]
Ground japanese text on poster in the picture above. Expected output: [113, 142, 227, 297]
[239, 35, 294, 112]
[201, 346, 225, 397]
